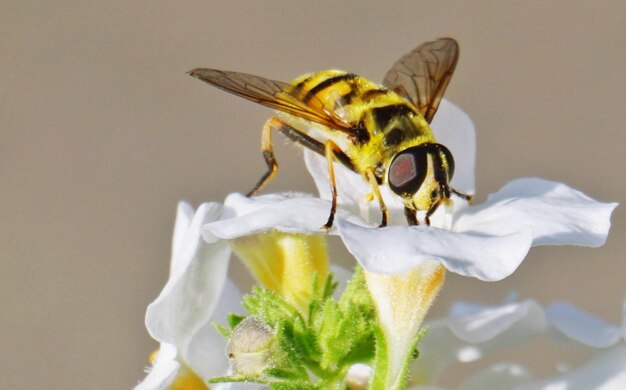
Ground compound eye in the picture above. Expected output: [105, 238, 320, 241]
[437, 144, 455, 181]
[388, 146, 427, 196]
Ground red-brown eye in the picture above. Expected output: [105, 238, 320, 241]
[388, 146, 427, 196]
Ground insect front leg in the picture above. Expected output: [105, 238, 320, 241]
[247, 117, 284, 196]
[404, 206, 418, 226]
[451, 187, 473, 203]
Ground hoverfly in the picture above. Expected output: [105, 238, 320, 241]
[189, 38, 471, 229]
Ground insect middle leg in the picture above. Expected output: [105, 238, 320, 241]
[278, 123, 356, 231]
[364, 167, 389, 227]
[284, 129, 388, 229]
[425, 198, 443, 226]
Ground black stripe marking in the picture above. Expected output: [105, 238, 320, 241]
[383, 127, 405, 146]
[294, 75, 312, 90]
[303, 73, 356, 103]
[372, 104, 414, 130]
[361, 88, 388, 102]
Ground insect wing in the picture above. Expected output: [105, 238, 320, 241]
[189, 69, 352, 131]
[382, 38, 459, 123]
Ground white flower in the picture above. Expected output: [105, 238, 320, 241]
[139, 99, 617, 389]
[201, 99, 616, 389]
[138, 202, 336, 389]
[405, 297, 626, 389]
[136, 202, 237, 390]
[409, 298, 546, 388]
[205, 100, 617, 282]
[304, 100, 617, 281]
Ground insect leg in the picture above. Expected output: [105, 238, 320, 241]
[451, 188, 473, 202]
[321, 140, 346, 231]
[278, 125, 355, 171]
[247, 117, 284, 196]
[247, 118, 355, 230]
[404, 206, 418, 226]
[424, 198, 443, 226]
[275, 124, 357, 230]
[249, 117, 357, 195]
[365, 167, 389, 227]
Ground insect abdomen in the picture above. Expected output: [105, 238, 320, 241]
[293, 70, 359, 113]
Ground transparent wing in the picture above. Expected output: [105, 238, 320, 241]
[383, 38, 459, 123]
[189, 68, 353, 131]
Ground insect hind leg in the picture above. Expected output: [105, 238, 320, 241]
[321, 140, 344, 231]
[247, 117, 284, 196]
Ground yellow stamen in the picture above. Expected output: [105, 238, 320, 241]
[169, 365, 209, 390]
[148, 349, 160, 365]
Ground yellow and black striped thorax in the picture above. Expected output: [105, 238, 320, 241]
[290, 70, 436, 168]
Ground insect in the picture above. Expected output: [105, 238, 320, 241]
[189, 37, 471, 229]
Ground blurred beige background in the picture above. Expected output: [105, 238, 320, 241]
[2, 1, 625, 388]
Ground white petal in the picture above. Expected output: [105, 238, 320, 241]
[183, 280, 241, 379]
[434, 301, 546, 344]
[430, 99, 476, 195]
[519, 346, 626, 390]
[203, 192, 361, 239]
[171, 202, 194, 272]
[336, 220, 533, 281]
[546, 302, 623, 348]
[411, 299, 626, 389]
[446, 293, 520, 317]
[134, 343, 179, 390]
[145, 203, 231, 357]
[457, 363, 532, 390]
[410, 301, 544, 386]
[454, 178, 618, 247]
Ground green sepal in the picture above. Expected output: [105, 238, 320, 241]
[243, 286, 303, 326]
[312, 267, 376, 371]
[211, 268, 377, 388]
[213, 313, 246, 339]
[213, 322, 231, 339]
[228, 313, 246, 329]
